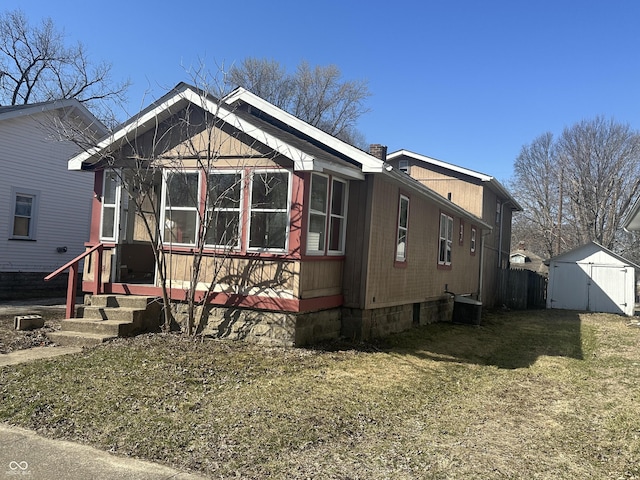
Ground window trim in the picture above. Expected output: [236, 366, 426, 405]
[10, 187, 40, 240]
[396, 194, 410, 262]
[327, 177, 348, 256]
[204, 169, 244, 250]
[247, 169, 292, 254]
[161, 170, 201, 247]
[306, 173, 329, 255]
[438, 212, 453, 267]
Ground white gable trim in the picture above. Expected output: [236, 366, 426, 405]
[224, 87, 384, 173]
[69, 85, 365, 180]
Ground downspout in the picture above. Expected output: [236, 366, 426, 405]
[498, 202, 504, 269]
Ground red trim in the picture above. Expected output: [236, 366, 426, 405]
[437, 263, 452, 271]
[89, 170, 104, 243]
[84, 282, 344, 313]
[394, 260, 408, 269]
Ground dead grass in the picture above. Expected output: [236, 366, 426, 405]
[0, 310, 63, 353]
[1, 309, 639, 479]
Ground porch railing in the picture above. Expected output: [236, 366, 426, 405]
[44, 243, 104, 318]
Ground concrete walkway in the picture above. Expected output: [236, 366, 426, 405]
[0, 424, 208, 479]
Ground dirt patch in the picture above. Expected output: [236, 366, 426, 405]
[0, 310, 64, 354]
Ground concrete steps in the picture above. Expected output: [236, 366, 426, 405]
[48, 295, 162, 347]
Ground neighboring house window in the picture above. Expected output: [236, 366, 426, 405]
[163, 171, 199, 245]
[459, 221, 464, 245]
[438, 213, 453, 265]
[307, 174, 348, 255]
[396, 195, 409, 261]
[205, 171, 243, 248]
[248, 170, 290, 251]
[398, 159, 409, 174]
[470, 226, 477, 255]
[10, 187, 39, 240]
[496, 200, 502, 225]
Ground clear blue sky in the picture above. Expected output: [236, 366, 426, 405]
[5, 0, 640, 181]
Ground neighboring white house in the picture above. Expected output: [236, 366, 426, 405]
[0, 100, 106, 299]
[546, 242, 638, 316]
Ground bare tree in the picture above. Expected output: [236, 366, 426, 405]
[227, 58, 370, 146]
[511, 117, 640, 257]
[0, 9, 129, 125]
[511, 132, 562, 258]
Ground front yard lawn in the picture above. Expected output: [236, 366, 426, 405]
[1, 309, 639, 479]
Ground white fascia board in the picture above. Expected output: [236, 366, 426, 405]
[68, 93, 188, 170]
[387, 149, 492, 181]
[180, 89, 316, 172]
[224, 88, 384, 172]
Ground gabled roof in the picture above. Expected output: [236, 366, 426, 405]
[387, 149, 522, 211]
[0, 99, 107, 137]
[549, 241, 640, 269]
[68, 83, 368, 180]
[67, 83, 491, 230]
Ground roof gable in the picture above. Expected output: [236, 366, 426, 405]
[549, 241, 640, 269]
[388, 149, 522, 211]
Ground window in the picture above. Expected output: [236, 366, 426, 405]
[307, 174, 328, 253]
[398, 159, 409, 174]
[396, 195, 409, 261]
[306, 174, 348, 255]
[438, 213, 453, 265]
[459, 221, 464, 245]
[470, 226, 477, 254]
[496, 200, 502, 225]
[249, 170, 290, 251]
[163, 171, 199, 245]
[101, 170, 120, 241]
[10, 188, 39, 239]
[205, 171, 243, 248]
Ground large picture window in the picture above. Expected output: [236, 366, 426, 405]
[396, 195, 409, 261]
[306, 174, 348, 255]
[10, 187, 39, 239]
[163, 171, 199, 245]
[205, 171, 243, 248]
[248, 170, 290, 251]
[439, 213, 453, 265]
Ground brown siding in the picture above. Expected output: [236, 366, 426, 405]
[363, 176, 481, 310]
[405, 163, 484, 217]
[299, 260, 343, 298]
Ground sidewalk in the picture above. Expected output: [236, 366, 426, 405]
[0, 424, 208, 479]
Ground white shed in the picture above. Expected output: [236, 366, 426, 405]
[547, 242, 638, 316]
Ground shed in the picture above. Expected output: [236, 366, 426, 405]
[546, 242, 638, 316]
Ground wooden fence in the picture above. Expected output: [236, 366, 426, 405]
[496, 268, 547, 309]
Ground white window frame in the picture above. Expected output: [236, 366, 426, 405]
[306, 174, 348, 256]
[204, 170, 243, 250]
[327, 177, 348, 255]
[438, 213, 453, 265]
[247, 169, 291, 253]
[396, 195, 409, 262]
[9, 187, 40, 240]
[306, 173, 329, 255]
[100, 169, 122, 242]
[161, 170, 201, 247]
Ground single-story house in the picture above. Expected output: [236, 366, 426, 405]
[61, 83, 492, 345]
[0, 100, 106, 299]
[546, 241, 638, 316]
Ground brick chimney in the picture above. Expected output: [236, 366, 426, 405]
[369, 144, 387, 162]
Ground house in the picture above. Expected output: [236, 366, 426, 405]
[61, 83, 492, 346]
[0, 100, 106, 299]
[510, 242, 548, 276]
[546, 241, 638, 316]
[385, 150, 522, 307]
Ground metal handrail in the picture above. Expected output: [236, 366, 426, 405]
[45, 243, 104, 318]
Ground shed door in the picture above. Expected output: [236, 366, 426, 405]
[589, 265, 629, 315]
[550, 262, 588, 311]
